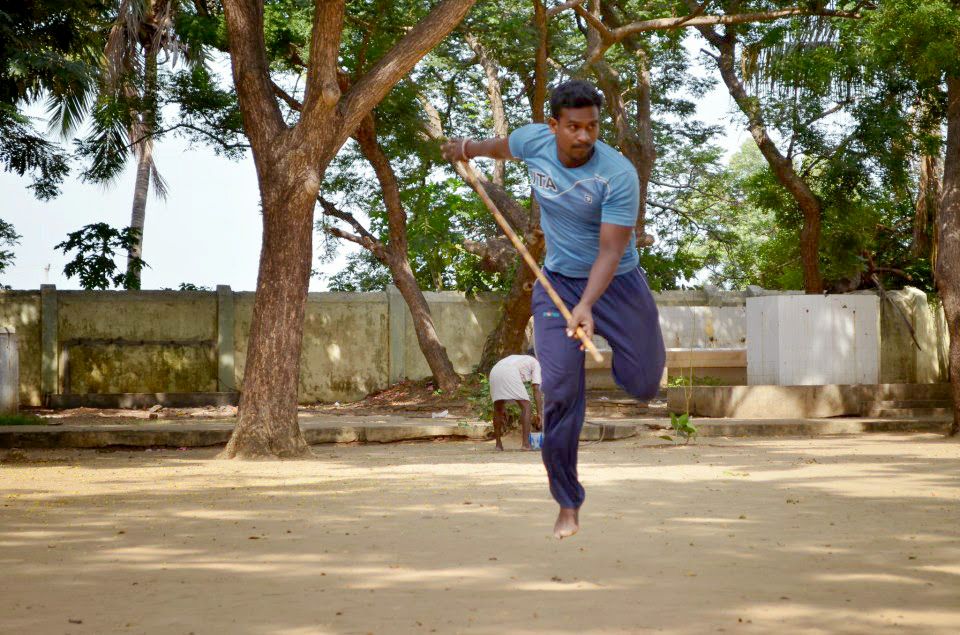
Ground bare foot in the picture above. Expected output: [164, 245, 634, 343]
[495, 441, 504, 452]
[520, 443, 533, 451]
[553, 507, 579, 539]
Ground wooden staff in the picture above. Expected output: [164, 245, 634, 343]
[457, 160, 604, 363]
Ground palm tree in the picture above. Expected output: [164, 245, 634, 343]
[55, 0, 194, 289]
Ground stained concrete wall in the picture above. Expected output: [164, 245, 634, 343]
[0, 286, 949, 405]
[57, 291, 218, 394]
[880, 287, 950, 384]
[0, 292, 42, 405]
[233, 292, 391, 403]
[399, 292, 501, 380]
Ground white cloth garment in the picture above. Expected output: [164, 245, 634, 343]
[489, 355, 541, 402]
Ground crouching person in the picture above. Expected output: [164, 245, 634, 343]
[489, 353, 543, 451]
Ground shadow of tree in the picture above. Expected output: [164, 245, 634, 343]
[1, 434, 958, 634]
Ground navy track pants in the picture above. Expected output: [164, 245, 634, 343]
[533, 267, 665, 509]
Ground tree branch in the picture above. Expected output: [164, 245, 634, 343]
[336, 0, 477, 150]
[301, 0, 345, 125]
[462, 236, 515, 273]
[221, 0, 286, 149]
[127, 123, 250, 152]
[352, 112, 409, 254]
[464, 32, 509, 185]
[585, 4, 861, 64]
[573, 3, 614, 42]
[532, 0, 548, 122]
[317, 197, 387, 260]
[272, 81, 303, 111]
[547, 0, 586, 18]
[419, 97, 532, 232]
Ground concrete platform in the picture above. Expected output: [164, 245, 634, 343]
[669, 383, 954, 418]
[636, 416, 952, 438]
[0, 416, 484, 449]
[0, 413, 951, 449]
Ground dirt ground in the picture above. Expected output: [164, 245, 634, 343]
[1, 433, 958, 635]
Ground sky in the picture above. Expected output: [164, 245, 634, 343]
[0, 48, 749, 292]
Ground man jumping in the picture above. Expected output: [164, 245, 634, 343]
[442, 79, 665, 539]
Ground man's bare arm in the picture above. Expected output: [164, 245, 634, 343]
[440, 137, 514, 162]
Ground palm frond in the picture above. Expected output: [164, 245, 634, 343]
[149, 159, 169, 200]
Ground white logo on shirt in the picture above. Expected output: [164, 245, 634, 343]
[532, 171, 558, 192]
[584, 194, 593, 203]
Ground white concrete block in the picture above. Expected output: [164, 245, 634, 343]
[747, 295, 879, 386]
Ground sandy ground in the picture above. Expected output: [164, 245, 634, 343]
[1, 433, 958, 635]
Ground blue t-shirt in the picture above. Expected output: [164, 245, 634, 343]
[508, 123, 639, 278]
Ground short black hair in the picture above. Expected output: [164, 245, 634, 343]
[549, 80, 603, 119]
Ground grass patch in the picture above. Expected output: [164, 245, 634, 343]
[0, 413, 46, 426]
[667, 374, 726, 387]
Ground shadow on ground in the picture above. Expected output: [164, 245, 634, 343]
[1, 433, 958, 634]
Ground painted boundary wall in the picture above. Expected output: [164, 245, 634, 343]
[0, 285, 948, 405]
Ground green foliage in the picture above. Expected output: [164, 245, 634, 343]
[168, 62, 247, 157]
[325, 251, 393, 292]
[669, 412, 698, 445]
[0, 0, 103, 106]
[862, 0, 960, 85]
[0, 105, 71, 199]
[0, 218, 20, 288]
[467, 374, 495, 422]
[667, 375, 726, 388]
[0, 1, 104, 198]
[0, 414, 45, 426]
[177, 282, 211, 291]
[55, 223, 147, 290]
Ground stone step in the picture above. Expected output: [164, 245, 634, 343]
[866, 384, 953, 401]
[867, 407, 954, 419]
[585, 400, 648, 418]
[861, 400, 954, 417]
[585, 390, 651, 418]
[863, 399, 954, 409]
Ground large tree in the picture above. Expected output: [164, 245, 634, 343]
[219, 0, 476, 458]
[865, 0, 960, 435]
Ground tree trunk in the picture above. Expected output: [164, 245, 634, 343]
[472, 1, 553, 375]
[223, 150, 318, 458]
[219, 0, 476, 458]
[349, 112, 461, 392]
[594, 1, 655, 240]
[126, 46, 158, 289]
[705, 28, 824, 293]
[914, 152, 942, 260]
[936, 76, 960, 436]
[388, 256, 461, 391]
[465, 33, 509, 186]
[476, 229, 545, 373]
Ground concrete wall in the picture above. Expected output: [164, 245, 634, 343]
[0, 291, 41, 405]
[880, 287, 950, 384]
[234, 292, 391, 402]
[398, 291, 501, 380]
[57, 291, 218, 394]
[0, 286, 949, 406]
